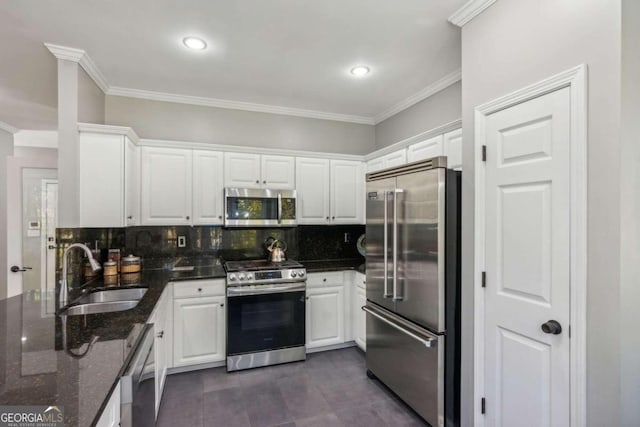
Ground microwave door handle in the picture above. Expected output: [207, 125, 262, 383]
[383, 191, 391, 298]
[393, 189, 403, 301]
[277, 193, 282, 224]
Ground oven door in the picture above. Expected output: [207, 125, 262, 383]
[227, 287, 305, 355]
[225, 188, 297, 227]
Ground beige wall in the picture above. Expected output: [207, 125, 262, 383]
[374, 81, 461, 149]
[77, 68, 104, 124]
[105, 96, 376, 155]
[460, 1, 621, 425]
[0, 130, 14, 300]
[620, 0, 640, 425]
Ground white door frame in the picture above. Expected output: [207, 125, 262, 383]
[474, 64, 587, 427]
[6, 156, 57, 298]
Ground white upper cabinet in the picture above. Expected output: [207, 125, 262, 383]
[79, 132, 137, 228]
[224, 152, 261, 188]
[261, 155, 295, 189]
[141, 147, 193, 225]
[192, 150, 224, 225]
[330, 160, 364, 224]
[125, 139, 140, 226]
[443, 128, 463, 170]
[296, 157, 330, 224]
[367, 149, 407, 173]
[407, 135, 444, 162]
[224, 153, 294, 189]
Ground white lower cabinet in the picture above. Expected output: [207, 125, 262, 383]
[353, 273, 366, 351]
[96, 382, 120, 427]
[173, 295, 226, 367]
[306, 285, 345, 349]
[152, 286, 172, 416]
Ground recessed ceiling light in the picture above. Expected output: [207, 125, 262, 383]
[183, 37, 207, 50]
[350, 66, 370, 77]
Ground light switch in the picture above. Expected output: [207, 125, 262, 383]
[177, 236, 186, 248]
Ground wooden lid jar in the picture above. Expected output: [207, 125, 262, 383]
[121, 254, 141, 273]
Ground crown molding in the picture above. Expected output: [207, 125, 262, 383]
[77, 123, 139, 144]
[106, 86, 375, 125]
[0, 121, 19, 134]
[448, 0, 498, 27]
[44, 43, 109, 92]
[373, 69, 462, 124]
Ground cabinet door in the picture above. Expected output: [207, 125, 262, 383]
[141, 147, 192, 225]
[173, 296, 225, 366]
[261, 155, 295, 189]
[407, 135, 444, 162]
[296, 157, 330, 224]
[79, 133, 125, 227]
[354, 286, 366, 351]
[330, 160, 364, 224]
[306, 285, 345, 349]
[153, 287, 172, 416]
[383, 149, 407, 168]
[125, 138, 140, 226]
[366, 158, 384, 173]
[224, 152, 261, 188]
[193, 150, 224, 225]
[95, 381, 121, 427]
[443, 128, 463, 170]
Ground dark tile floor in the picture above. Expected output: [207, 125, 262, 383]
[157, 347, 427, 427]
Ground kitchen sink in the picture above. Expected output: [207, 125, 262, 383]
[76, 288, 148, 304]
[59, 300, 140, 316]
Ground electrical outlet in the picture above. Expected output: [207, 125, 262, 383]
[344, 233, 351, 243]
[177, 236, 186, 248]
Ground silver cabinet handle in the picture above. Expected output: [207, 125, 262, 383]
[277, 193, 282, 224]
[383, 191, 391, 298]
[362, 305, 436, 348]
[393, 189, 403, 301]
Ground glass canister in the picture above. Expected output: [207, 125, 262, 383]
[103, 260, 118, 276]
[121, 254, 141, 273]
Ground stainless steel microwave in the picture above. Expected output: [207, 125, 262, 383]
[224, 188, 297, 227]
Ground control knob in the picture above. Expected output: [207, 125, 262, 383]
[228, 274, 237, 281]
[298, 270, 305, 277]
[290, 271, 297, 278]
[238, 273, 246, 281]
[246, 273, 254, 280]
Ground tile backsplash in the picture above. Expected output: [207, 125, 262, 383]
[56, 224, 365, 271]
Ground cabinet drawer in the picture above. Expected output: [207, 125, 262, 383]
[173, 279, 225, 299]
[307, 271, 344, 287]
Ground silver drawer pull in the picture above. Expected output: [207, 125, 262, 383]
[362, 306, 437, 348]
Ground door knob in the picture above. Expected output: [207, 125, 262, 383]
[541, 320, 562, 335]
[11, 266, 32, 273]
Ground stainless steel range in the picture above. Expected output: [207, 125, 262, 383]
[224, 259, 307, 372]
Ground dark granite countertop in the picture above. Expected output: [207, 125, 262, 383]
[301, 258, 365, 274]
[0, 261, 226, 427]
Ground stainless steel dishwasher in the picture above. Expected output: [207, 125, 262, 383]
[121, 324, 155, 427]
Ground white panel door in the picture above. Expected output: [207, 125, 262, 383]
[484, 87, 571, 427]
[443, 129, 463, 170]
[193, 150, 224, 225]
[224, 152, 261, 188]
[354, 285, 366, 351]
[366, 158, 384, 173]
[296, 157, 330, 224]
[261, 155, 295, 189]
[140, 147, 192, 225]
[330, 160, 364, 224]
[173, 295, 226, 366]
[306, 285, 345, 349]
[79, 133, 125, 227]
[383, 149, 407, 168]
[407, 135, 444, 162]
[125, 138, 140, 226]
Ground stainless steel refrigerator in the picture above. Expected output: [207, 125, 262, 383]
[364, 157, 460, 427]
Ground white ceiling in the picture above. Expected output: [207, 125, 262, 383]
[0, 0, 464, 129]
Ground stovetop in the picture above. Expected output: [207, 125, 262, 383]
[224, 259, 303, 272]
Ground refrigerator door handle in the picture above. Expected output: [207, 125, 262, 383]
[393, 188, 404, 301]
[383, 190, 391, 298]
[363, 305, 437, 348]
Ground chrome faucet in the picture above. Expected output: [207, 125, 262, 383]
[60, 243, 101, 308]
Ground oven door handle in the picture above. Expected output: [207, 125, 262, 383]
[227, 283, 306, 297]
